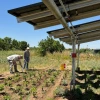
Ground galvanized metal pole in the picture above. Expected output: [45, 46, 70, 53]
[42, 0, 74, 36]
[77, 43, 80, 68]
[59, 0, 76, 32]
[72, 36, 76, 89]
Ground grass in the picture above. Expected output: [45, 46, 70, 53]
[0, 50, 71, 73]
[79, 53, 100, 71]
[0, 50, 100, 73]
[79, 59, 100, 70]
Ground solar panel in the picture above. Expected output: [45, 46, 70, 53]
[8, 0, 100, 44]
[60, 29, 100, 44]
[8, 0, 100, 29]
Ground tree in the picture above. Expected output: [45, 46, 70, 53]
[38, 37, 65, 56]
[3, 37, 12, 50]
[12, 39, 19, 50]
[0, 38, 5, 50]
[0, 37, 30, 50]
[19, 41, 29, 50]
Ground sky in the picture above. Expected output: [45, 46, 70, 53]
[0, 0, 100, 49]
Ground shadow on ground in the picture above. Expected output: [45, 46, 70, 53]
[63, 69, 100, 100]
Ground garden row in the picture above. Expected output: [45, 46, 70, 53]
[0, 69, 70, 100]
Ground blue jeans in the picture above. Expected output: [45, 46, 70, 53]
[24, 61, 28, 70]
[23, 58, 29, 70]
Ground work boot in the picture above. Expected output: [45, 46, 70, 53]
[15, 70, 19, 72]
[10, 71, 14, 74]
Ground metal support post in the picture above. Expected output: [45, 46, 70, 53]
[72, 36, 76, 90]
[77, 43, 80, 68]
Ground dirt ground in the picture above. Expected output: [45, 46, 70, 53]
[0, 67, 72, 100]
[0, 72, 13, 80]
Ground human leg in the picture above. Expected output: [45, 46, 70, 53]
[8, 61, 13, 73]
[23, 60, 27, 69]
[13, 62, 19, 72]
[26, 62, 28, 70]
[24, 59, 29, 70]
[26, 57, 29, 70]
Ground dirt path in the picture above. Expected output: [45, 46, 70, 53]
[42, 71, 64, 100]
[0, 72, 13, 80]
[28, 71, 64, 100]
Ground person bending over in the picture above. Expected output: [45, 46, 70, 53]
[7, 54, 23, 73]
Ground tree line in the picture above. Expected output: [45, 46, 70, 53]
[0, 36, 65, 56]
[0, 37, 29, 50]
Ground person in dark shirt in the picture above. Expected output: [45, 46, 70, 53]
[23, 47, 30, 70]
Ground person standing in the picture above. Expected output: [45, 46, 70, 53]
[7, 54, 23, 74]
[23, 47, 30, 70]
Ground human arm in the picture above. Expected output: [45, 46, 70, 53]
[18, 60, 23, 68]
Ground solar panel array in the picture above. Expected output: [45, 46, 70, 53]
[8, 0, 100, 44]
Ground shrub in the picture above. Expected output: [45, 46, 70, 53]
[38, 37, 65, 56]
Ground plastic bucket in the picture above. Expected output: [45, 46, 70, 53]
[60, 64, 66, 70]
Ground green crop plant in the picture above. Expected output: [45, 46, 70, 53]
[4, 79, 7, 86]
[32, 72, 36, 77]
[23, 81, 29, 87]
[19, 95, 23, 100]
[52, 72, 57, 77]
[18, 89, 25, 96]
[44, 79, 50, 87]
[7, 80, 12, 87]
[47, 69, 52, 75]
[13, 76, 20, 82]
[15, 73, 20, 77]
[0, 84, 4, 92]
[3, 94, 11, 100]
[30, 86, 37, 98]
[38, 72, 42, 79]
[7, 77, 12, 80]
[15, 85, 21, 93]
[36, 76, 40, 81]
[61, 79, 68, 86]
[63, 71, 68, 79]
[44, 72, 47, 78]
[32, 79, 37, 85]
[28, 72, 33, 78]
[53, 86, 65, 97]
[56, 70, 60, 75]
[50, 76, 55, 84]
[23, 75, 27, 81]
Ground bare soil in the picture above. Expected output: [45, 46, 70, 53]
[0, 66, 72, 100]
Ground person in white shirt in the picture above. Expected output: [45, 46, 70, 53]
[7, 54, 23, 73]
